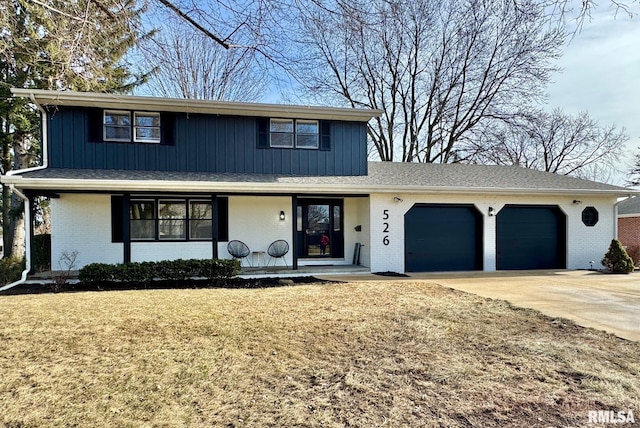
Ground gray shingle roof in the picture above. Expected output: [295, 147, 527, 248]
[10, 162, 634, 195]
[618, 197, 640, 215]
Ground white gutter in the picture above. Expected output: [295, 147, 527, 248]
[0, 92, 48, 291]
[11, 88, 383, 122]
[0, 186, 31, 292]
[6, 92, 49, 176]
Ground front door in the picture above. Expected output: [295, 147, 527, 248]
[297, 199, 344, 259]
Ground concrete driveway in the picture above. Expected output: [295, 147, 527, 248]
[320, 270, 640, 342]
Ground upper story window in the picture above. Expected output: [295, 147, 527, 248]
[269, 119, 319, 149]
[103, 110, 161, 144]
[296, 120, 319, 149]
[134, 112, 161, 143]
[104, 110, 132, 142]
[270, 119, 294, 148]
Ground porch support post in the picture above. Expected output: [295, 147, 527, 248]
[292, 195, 298, 270]
[122, 193, 131, 264]
[211, 195, 218, 258]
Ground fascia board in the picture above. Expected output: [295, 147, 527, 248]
[11, 88, 382, 122]
[2, 175, 638, 198]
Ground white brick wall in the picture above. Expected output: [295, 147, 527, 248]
[51, 194, 123, 269]
[369, 193, 617, 273]
[51, 192, 616, 273]
[131, 242, 212, 263]
[223, 196, 293, 266]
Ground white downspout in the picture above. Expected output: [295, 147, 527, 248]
[0, 92, 49, 291]
[6, 92, 49, 177]
[0, 186, 31, 292]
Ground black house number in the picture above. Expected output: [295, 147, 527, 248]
[383, 209, 390, 246]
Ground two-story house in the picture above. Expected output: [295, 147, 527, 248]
[2, 89, 636, 282]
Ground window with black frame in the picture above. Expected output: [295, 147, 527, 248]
[117, 197, 226, 242]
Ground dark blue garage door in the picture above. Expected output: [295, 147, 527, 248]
[496, 205, 566, 270]
[405, 204, 483, 272]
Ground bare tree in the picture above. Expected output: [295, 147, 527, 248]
[140, 18, 267, 101]
[473, 109, 627, 180]
[288, 0, 565, 163]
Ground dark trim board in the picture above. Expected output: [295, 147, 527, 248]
[20, 188, 370, 198]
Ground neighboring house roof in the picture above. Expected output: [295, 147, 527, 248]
[10, 88, 381, 122]
[3, 162, 636, 197]
[618, 197, 640, 216]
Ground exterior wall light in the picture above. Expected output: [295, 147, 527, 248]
[279, 210, 286, 221]
[488, 207, 495, 216]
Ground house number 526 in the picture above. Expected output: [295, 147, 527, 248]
[382, 209, 390, 246]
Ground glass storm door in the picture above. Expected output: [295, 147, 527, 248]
[297, 200, 344, 259]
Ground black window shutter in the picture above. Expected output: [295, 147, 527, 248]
[161, 112, 175, 145]
[88, 108, 103, 143]
[111, 195, 124, 242]
[320, 121, 331, 151]
[257, 117, 269, 149]
[217, 197, 229, 241]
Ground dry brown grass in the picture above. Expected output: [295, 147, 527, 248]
[1, 281, 638, 427]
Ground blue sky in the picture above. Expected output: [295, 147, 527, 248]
[547, 8, 640, 184]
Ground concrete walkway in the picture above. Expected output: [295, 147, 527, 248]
[318, 270, 640, 342]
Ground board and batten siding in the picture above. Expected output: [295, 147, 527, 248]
[46, 107, 367, 176]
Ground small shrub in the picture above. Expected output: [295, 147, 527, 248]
[78, 258, 241, 287]
[51, 250, 79, 293]
[601, 239, 635, 274]
[0, 258, 26, 286]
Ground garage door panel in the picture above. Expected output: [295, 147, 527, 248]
[405, 204, 483, 272]
[496, 205, 566, 270]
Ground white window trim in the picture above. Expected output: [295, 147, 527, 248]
[269, 118, 320, 149]
[103, 110, 132, 142]
[295, 119, 319, 149]
[133, 112, 161, 144]
[269, 118, 295, 148]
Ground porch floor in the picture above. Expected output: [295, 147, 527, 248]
[238, 264, 370, 279]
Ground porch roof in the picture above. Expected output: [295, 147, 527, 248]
[3, 162, 636, 198]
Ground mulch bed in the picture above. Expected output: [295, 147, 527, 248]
[1, 276, 334, 295]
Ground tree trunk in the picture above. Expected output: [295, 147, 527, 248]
[9, 193, 25, 259]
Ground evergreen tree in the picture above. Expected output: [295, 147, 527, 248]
[0, 0, 150, 258]
[601, 239, 635, 274]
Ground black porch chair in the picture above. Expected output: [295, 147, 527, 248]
[227, 240, 251, 266]
[267, 240, 289, 267]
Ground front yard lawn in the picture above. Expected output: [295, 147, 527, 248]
[1, 281, 638, 427]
